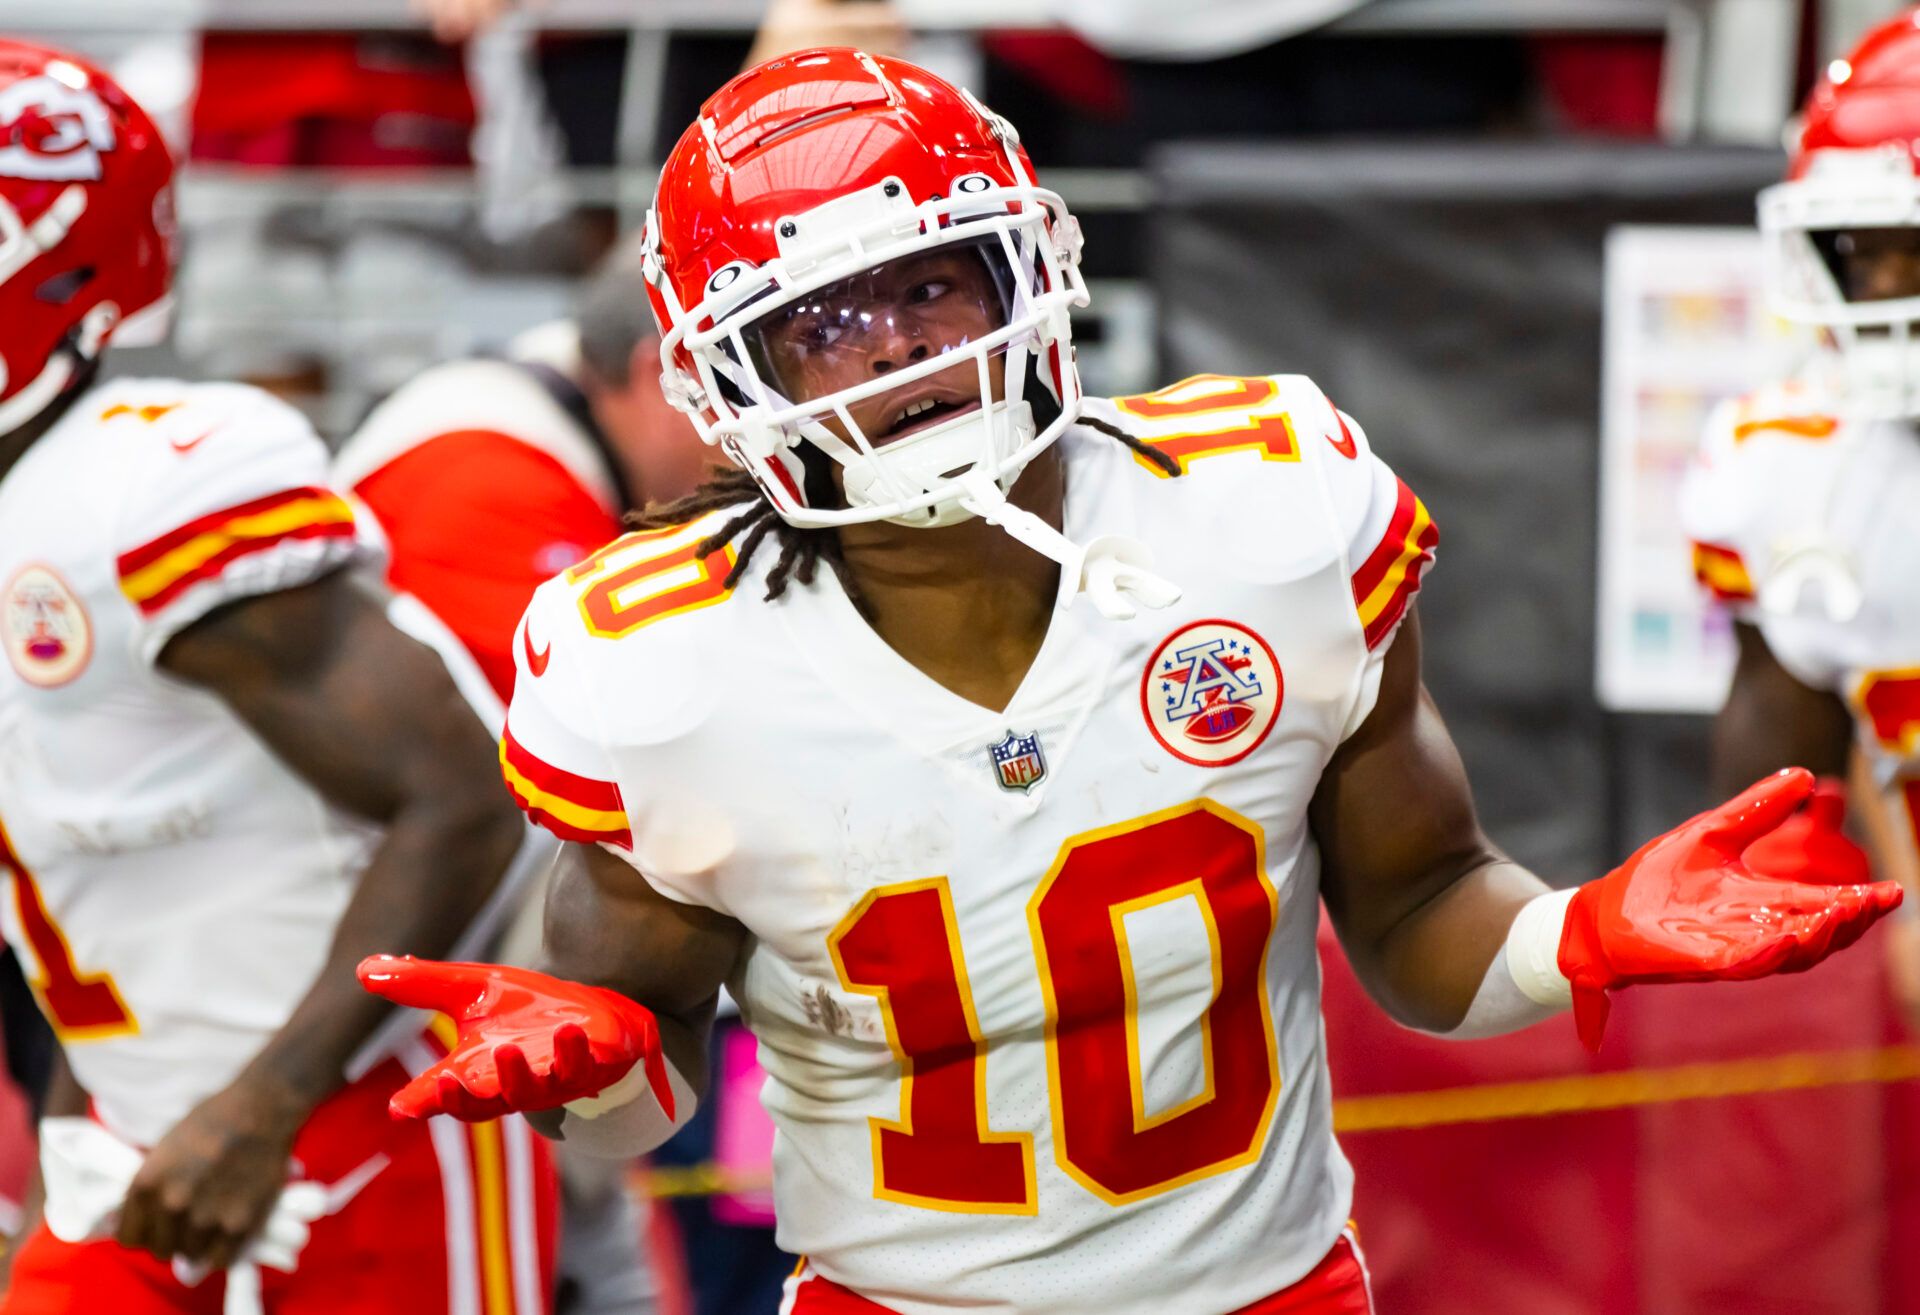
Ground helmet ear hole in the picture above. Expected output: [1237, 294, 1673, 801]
[797, 441, 842, 511]
[36, 267, 93, 305]
[1022, 351, 1062, 430]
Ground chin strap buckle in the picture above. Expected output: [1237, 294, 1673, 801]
[659, 368, 707, 418]
[1762, 537, 1864, 623]
[955, 468, 1182, 621]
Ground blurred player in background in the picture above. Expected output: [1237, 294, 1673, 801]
[0, 41, 556, 1313]
[1682, 7, 1920, 1027]
[360, 49, 1905, 1315]
[335, 237, 708, 698]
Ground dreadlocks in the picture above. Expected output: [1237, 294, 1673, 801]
[625, 466, 871, 611]
[1080, 416, 1183, 478]
[626, 416, 1182, 607]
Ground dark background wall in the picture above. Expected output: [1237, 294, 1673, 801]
[1148, 143, 1785, 880]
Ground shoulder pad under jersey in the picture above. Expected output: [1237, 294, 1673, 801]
[1682, 378, 1850, 610]
[102, 380, 369, 661]
[511, 511, 745, 750]
[1087, 372, 1435, 649]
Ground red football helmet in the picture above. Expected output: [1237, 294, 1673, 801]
[0, 41, 173, 435]
[1763, 8, 1920, 416]
[642, 47, 1088, 531]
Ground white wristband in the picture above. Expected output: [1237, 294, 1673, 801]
[1504, 888, 1577, 1008]
[556, 1057, 698, 1159]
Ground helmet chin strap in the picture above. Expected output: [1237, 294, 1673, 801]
[0, 348, 76, 438]
[954, 466, 1181, 621]
[1761, 538, 1863, 623]
[839, 399, 1035, 529]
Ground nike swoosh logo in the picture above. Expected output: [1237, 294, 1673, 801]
[523, 624, 551, 677]
[1328, 411, 1358, 460]
[170, 430, 215, 454]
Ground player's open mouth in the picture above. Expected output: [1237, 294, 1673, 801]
[878, 395, 979, 443]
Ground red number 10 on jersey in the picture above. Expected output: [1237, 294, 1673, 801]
[829, 800, 1281, 1213]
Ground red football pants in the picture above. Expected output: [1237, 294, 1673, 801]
[782, 1226, 1374, 1314]
[2, 1048, 558, 1315]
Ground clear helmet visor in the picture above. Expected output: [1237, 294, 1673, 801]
[707, 235, 1048, 528]
[741, 235, 1017, 423]
[1806, 225, 1920, 304]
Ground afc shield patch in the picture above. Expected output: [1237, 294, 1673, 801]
[988, 729, 1047, 793]
[4, 564, 92, 688]
[1141, 618, 1282, 767]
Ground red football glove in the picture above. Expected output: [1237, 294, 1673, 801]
[1740, 776, 1872, 886]
[357, 956, 674, 1124]
[1558, 768, 1903, 1051]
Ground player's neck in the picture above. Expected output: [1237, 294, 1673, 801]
[834, 450, 1065, 713]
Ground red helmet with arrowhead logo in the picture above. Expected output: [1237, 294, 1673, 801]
[0, 40, 174, 434]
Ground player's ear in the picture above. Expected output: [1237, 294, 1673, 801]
[628, 336, 663, 404]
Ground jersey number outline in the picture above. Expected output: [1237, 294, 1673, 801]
[1113, 375, 1300, 478]
[565, 521, 736, 640]
[829, 799, 1279, 1213]
[1855, 669, 1920, 854]
[0, 817, 136, 1041]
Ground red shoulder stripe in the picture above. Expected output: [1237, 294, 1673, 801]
[116, 486, 336, 576]
[499, 723, 632, 849]
[1351, 479, 1419, 601]
[131, 520, 356, 616]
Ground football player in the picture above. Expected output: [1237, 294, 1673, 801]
[1680, 9, 1920, 1022]
[364, 50, 1903, 1315]
[0, 41, 554, 1313]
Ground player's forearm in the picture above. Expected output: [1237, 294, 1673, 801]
[1356, 856, 1554, 1033]
[241, 798, 524, 1111]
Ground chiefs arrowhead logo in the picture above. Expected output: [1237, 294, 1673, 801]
[522, 623, 551, 678]
[0, 76, 116, 182]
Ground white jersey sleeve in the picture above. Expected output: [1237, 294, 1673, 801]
[1086, 373, 1436, 738]
[1678, 381, 1850, 689]
[499, 573, 635, 854]
[1280, 380, 1438, 736]
[108, 383, 371, 663]
[1678, 394, 1769, 623]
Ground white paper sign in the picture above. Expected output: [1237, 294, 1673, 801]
[1596, 225, 1809, 713]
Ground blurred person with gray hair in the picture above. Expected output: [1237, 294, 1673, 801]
[336, 234, 710, 698]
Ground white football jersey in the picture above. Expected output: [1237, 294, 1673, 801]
[0, 378, 384, 1148]
[1681, 375, 1920, 875]
[503, 374, 1437, 1315]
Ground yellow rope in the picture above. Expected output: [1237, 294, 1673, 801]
[639, 1162, 772, 1199]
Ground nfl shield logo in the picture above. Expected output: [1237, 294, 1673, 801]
[988, 729, 1047, 794]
